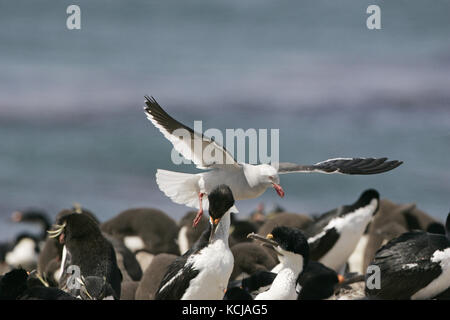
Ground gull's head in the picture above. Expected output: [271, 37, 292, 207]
[257, 164, 284, 198]
[243, 163, 284, 198]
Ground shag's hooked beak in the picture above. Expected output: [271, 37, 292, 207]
[209, 217, 221, 241]
[47, 222, 66, 240]
[272, 183, 285, 198]
[247, 232, 282, 256]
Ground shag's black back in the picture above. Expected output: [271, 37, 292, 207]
[155, 224, 211, 300]
[297, 261, 338, 300]
[365, 231, 450, 299]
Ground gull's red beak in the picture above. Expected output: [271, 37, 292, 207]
[272, 183, 285, 198]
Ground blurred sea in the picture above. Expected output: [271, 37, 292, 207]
[1, 0, 449, 241]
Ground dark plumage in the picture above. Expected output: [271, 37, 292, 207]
[37, 237, 63, 284]
[227, 261, 342, 300]
[155, 185, 235, 300]
[0, 242, 12, 264]
[101, 208, 180, 255]
[19, 286, 77, 300]
[39, 208, 139, 286]
[297, 261, 340, 300]
[229, 213, 259, 245]
[104, 234, 142, 282]
[366, 213, 450, 300]
[363, 199, 444, 272]
[177, 211, 208, 255]
[258, 213, 313, 237]
[427, 222, 446, 235]
[230, 242, 277, 280]
[135, 253, 178, 300]
[272, 226, 310, 265]
[120, 281, 139, 300]
[78, 276, 118, 300]
[37, 207, 99, 282]
[0, 269, 28, 300]
[54, 213, 123, 299]
[228, 270, 277, 295]
[0, 268, 75, 300]
[155, 226, 210, 300]
[278, 157, 402, 175]
[223, 287, 253, 300]
[248, 226, 310, 300]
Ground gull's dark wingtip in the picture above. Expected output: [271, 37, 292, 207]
[331, 157, 403, 175]
[367, 158, 403, 174]
[143, 95, 158, 112]
[144, 95, 158, 103]
[389, 159, 403, 170]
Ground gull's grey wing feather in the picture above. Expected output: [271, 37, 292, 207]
[277, 157, 402, 175]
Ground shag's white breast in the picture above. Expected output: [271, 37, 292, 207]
[411, 247, 450, 300]
[254, 268, 298, 300]
[314, 199, 377, 272]
[347, 235, 369, 274]
[181, 239, 234, 300]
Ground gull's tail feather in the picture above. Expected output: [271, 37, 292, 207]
[155, 169, 205, 209]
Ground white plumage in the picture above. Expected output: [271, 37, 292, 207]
[411, 248, 450, 300]
[255, 250, 304, 300]
[310, 198, 378, 271]
[144, 96, 402, 216]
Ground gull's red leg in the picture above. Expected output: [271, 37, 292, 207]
[192, 192, 205, 227]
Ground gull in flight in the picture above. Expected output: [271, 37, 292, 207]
[143, 96, 403, 227]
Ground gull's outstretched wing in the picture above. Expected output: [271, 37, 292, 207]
[277, 157, 403, 175]
[144, 96, 240, 170]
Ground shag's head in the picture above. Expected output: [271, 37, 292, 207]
[207, 185, 235, 239]
[248, 226, 309, 269]
[343, 189, 379, 218]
